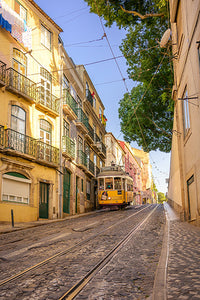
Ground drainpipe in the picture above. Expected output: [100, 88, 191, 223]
[59, 44, 63, 219]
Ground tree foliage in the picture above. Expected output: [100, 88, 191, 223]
[84, 0, 173, 152]
[157, 192, 166, 203]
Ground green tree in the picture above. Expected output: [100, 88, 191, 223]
[84, 0, 173, 152]
[157, 192, 166, 203]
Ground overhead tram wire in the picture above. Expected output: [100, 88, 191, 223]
[93, 0, 170, 185]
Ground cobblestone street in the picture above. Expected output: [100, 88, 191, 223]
[0, 203, 200, 299]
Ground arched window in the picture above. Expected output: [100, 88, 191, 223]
[40, 119, 52, 145]
[13, 48, 27, 75]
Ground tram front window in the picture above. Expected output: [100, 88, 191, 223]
[114, 177, 122, 190]
[105, 177, 113, 189]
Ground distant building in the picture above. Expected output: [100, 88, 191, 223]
[105, 132, 125, 168]
[168, 0, 200, 225]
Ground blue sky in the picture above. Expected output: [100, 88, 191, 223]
[36, 0, 170, 193]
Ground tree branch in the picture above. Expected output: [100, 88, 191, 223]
[120, 5, 165, 19]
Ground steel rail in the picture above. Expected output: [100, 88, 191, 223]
[0, 205, 152, 287]
[58, 205, 158, 300]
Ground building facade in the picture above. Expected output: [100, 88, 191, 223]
[0, 0, 107, 222]
[105, 132, 125, 168]
[168, 0, 200, 225]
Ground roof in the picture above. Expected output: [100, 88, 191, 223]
[28, 0, 63, 32]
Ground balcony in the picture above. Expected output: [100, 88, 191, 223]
[95, 166, 100, 177]
[92, 133, 100, 150]
[2, 127, 59, 167]
[63, 89, 78, 120]
[0, 61, 6, 86]
[36, 87, 60, 117]
[62, 136, 75, 160]
[97, 141, 106, 158]
[76, 108, 89, 134]
[85, 159, 95, 177]
[77, 150, 87, 170]
[4, 128, 36, 159]
[85, 123, 94, 143]
[5, 68, 37, 103]
[36, 141, 59, 165]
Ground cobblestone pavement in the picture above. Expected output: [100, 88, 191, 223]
[167, 214, 200, 299]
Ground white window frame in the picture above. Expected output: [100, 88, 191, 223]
[41, 24, 52, 50]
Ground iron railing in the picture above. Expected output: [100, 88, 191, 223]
[62, 136, 75, 159]
[94, 133, 100, 143]
[86, 123, 94, 141]
[77, 108, 89, 128]
[63, 89, 78, 116]
[37, 86, 60, 114]
[36, 140, 59, 164]
[96, 166, 100, 177]
[77, 150, 87, 167]
[0, 61, 6, 83]
[4, 128, 36, 157]
[6, 68, 37, 100]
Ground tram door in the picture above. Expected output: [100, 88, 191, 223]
[63, 170, 71, 214]
[39, 182, 49, 219]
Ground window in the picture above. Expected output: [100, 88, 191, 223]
[2, 172, 30, 204]
[63, 75, 69, 90]
[13, 48, 27, 75]
[78, 136, 83, 151]
[182, 89, 190, 137]
[40, 68, 52, 106]
[40, 119, 52, 144]
[63, 120, 69, 137]
[11, 105, 26, 134]
[99, 107, 102, 119]
[86, 181, 91, 200]
[81, 179, 84, 192]
[99, 178, 104, 190]
[70, 85, 76, 100]
[114, 177, 122, 190]
[105, 177, 113, 190]
[100, 160, 103, 169]
[14, 0, 27, 21]
[41, 24, 51, 50]
[93, 96, 96, 109]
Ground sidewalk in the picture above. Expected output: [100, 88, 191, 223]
[153, 202, 200, 300]
[0, 210, 97, 234]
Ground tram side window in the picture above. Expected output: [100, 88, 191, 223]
[99, 178, 104, 190]
[114, 177, 122, 190]
[105, 177, 113, 189]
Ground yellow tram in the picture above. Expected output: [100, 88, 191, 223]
[97, 165, 134, 209]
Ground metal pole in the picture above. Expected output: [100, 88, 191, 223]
[11, 209, 14, 227]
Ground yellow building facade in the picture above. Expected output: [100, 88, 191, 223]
[168, 0, 200, 225]
[0, 0, 107, 222]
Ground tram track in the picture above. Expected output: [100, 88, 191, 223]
[0, 204, 162, 300]
[0, 205, 150, 288]
[59, 205, 158, 300]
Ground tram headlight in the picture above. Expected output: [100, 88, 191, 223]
[108, 197, 111, 200]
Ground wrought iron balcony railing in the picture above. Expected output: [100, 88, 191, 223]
[37, 86, 60, 114]
[86, 123, 94, 141]
[95, 166, 100, 177]
[36, 140, 59, 164]
[94, 133, 100, 143]
[77, 108, 89, 128]
[6, 68, 37, 101]
[0, 61, 6, 84]
[2, 127, 59, 165]
[86, 89, 93, 106]
[63, 89, 78, 116]
[77, 150, 87, 167]
[4, 128, 36, 157]
[62, 136, 75, 159]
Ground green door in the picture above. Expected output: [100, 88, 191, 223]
[39, 182, 49, 219]
[63, 171, 71, 213]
